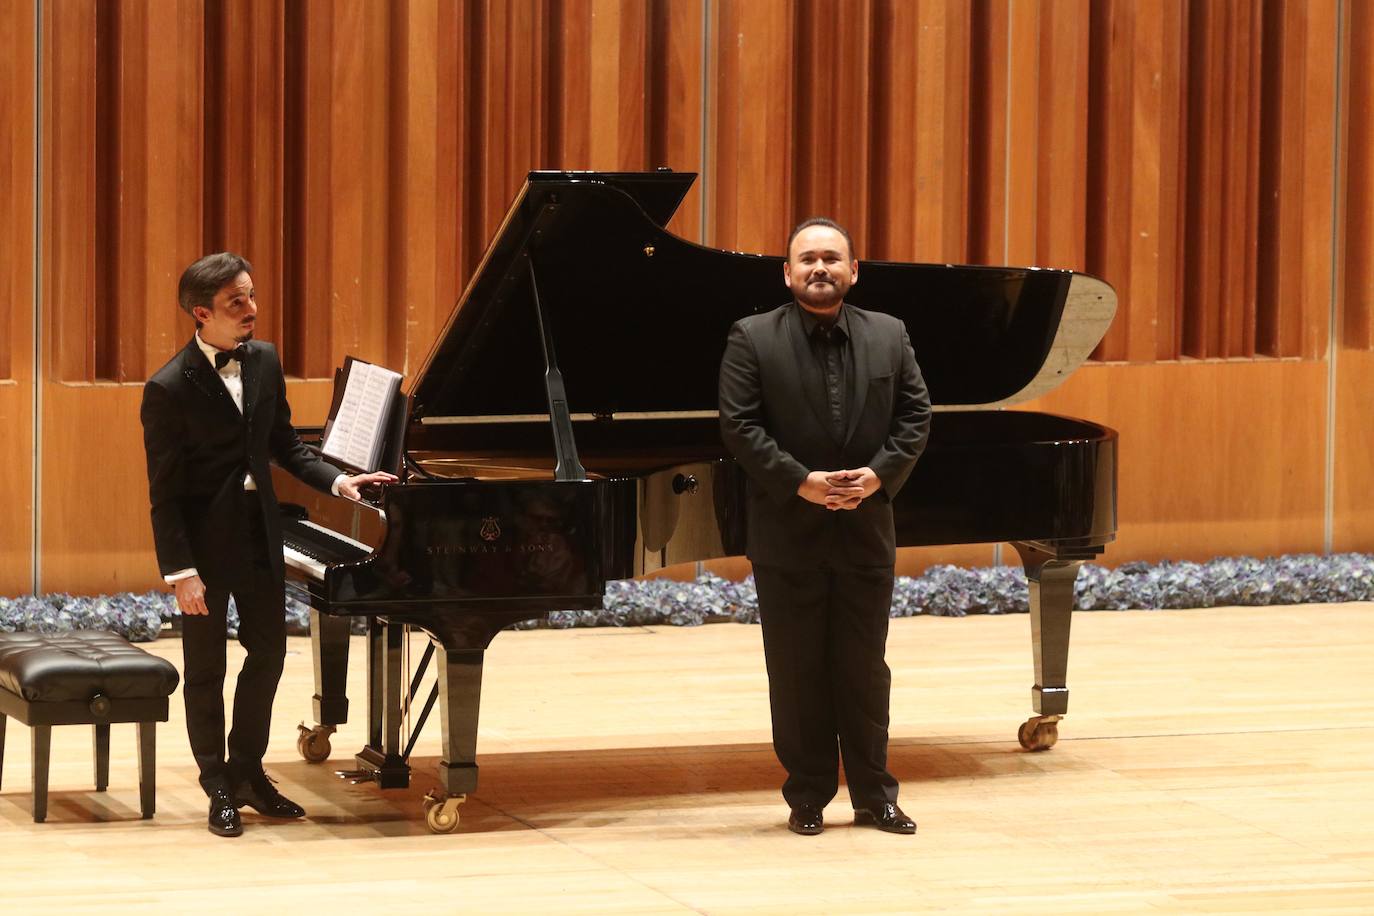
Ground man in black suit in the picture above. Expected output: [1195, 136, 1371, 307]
[718, 218, 931, 836]
[141, 252, 396, 836]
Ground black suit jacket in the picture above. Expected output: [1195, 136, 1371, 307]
[140, 338, 342, 588]
[718, 303, 931, 569]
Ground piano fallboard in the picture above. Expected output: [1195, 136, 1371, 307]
[316, 478, 634, 610]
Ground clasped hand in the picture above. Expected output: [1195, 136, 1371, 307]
[797, 467, 880, 510]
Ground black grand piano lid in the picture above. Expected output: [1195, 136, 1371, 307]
[408, 170, 1117, 422]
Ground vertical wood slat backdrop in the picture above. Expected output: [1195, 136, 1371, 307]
[1346, 0, 1373, 350]
[38, 0, 1365, 381]
[0, 1, 36, 595]
[6, 0, 1371, 594]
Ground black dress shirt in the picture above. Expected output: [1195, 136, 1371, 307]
[799, 305, 852, 440]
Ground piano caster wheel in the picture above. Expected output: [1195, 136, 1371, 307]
[297, 723, 336, 763]
[1018, 715, 1060, 751]
[423, 791, 466, 834]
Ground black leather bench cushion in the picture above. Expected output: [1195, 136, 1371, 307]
[0, 631, 179, 702]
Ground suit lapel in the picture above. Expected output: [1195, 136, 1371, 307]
[241, 343, 263, 422]
[843, 308, 871, 446]
[178, 338, 242, 423]
[784, 306, 837, 442]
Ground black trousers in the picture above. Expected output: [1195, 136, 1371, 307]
[753, 563, 898, 810]
[181, 495, 286, 795]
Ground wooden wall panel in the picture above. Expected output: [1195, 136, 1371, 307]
[869, 0, 973, 263]
[966, 0, 1006, 267]
[648, 0, 704, 241]
[44, 0, 97, 384]
[284, 0, 334, 377]
[1032, 0, 1092, 272]
[40, 386, 159, 594]
[105, 1, 204, 381]
[1, 1, 35, 387]
[393, 0, 446, 377]
[585, 0, 648, 169]
[1334, 350, 1374, 553]
[1020, 360, 1328, 564]
[1086, 0, 1188, 362]
[204, 0, 286, 346]
[0, 0, 35, 596]
[709, 0, 793, 254]
[791, 0, 874, 253]
[1345, 0, 1373, 350]
[1257, 0, 1338, 359]
[1180, 0, 1262, 359]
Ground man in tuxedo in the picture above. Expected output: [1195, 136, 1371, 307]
[141, 252, 396, 836]
[718, 218, 931, 835]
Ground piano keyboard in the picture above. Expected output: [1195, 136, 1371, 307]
[282, 518, 372, 581]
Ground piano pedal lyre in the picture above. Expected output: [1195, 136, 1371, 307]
[1017, 714, 1061, 751]
[422, 790, 466, 834]
[296, 722, 337, 763]
[334, 767, 377, 785]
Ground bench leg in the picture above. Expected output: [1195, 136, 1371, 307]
[0, 712, 7, 790]
[137, 721, 155, 819]
[93, 723, 110, 791]
[32, 725, 51, 823]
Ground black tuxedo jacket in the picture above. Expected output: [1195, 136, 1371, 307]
[140, 338, 342, 588]
[718, 303, 931, 569]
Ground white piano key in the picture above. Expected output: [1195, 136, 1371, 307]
[283, 546, 327, 581]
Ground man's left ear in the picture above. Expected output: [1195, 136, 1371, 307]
[850, 260, 859, 285]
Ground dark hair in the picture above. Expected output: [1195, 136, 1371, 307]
[177, 252, 254, 324]
[787, 217, 856, 261]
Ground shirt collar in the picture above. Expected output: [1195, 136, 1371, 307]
[195, 332, 242, 375]
[797, 302, 849, 341]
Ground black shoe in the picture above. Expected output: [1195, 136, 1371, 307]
[787, 803, 825, 836]
[208, 788, 243, 837]
[234, 773, 306, 819]
[854, 802, 916, 834]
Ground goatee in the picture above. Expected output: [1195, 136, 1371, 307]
[796, 287, 843, 313]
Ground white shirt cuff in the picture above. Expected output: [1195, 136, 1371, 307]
[165, 568, 198, 585]
[331, 474, 347, 497]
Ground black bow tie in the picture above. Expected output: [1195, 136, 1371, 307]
[214, 344, 249, 370]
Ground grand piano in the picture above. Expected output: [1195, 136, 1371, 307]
[277, 170, 1118, 833]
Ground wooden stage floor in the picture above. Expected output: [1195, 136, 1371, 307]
[1, 603, 1372, 913]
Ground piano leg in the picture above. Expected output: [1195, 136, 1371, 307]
[1013, 542, 1084, 751]
[349, 618, 411, 788]
[436, 647, 484, 794]
[298, 609, 350, 763]
[420, 647, 483, 834]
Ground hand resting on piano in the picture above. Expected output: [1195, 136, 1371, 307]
[336, 470, 398, 502]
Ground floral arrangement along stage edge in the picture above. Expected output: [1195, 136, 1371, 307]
[2, 553, 1372, 643]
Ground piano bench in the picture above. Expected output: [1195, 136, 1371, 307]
[0, 631, 179, 823]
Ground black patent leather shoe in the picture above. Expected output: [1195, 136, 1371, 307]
[234, 774, 306, 819]
[787, 803, 825, 836]
[854, 802, 916, 834]
[208, 788, 243, 837]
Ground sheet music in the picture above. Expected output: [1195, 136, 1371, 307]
[320, 359, 402, 471]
